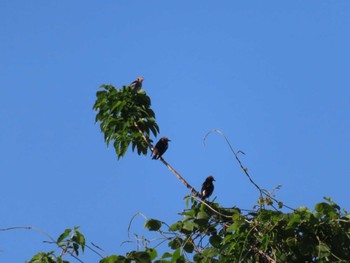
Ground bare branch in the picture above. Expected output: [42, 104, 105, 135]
[204, 129, 295, 211]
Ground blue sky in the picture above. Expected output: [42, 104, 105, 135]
[1, 1, 350, 262]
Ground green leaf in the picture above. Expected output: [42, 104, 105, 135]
[111, 100, 124, 113]
[171, 248, 181, 263]
[149, 122, 159, 137]
[315, 202, 337, 218]
[286, 213, 301, 229]
[96, 90, 107, 98]
[169, 221, 182, 232]
[295, 206, 310, 213]
[209, 235, 222, 248]
[74, 230, 86, 252]
[227, 218, 244, 232]
[196, 211, 209, 220]
[324, 196, 333, 203]
[99, 255, 127, 263]
[145, 219, 162, 231]
[315, 202, 330, 213]
[183, 241, 194, 253]
[317, 243, 330, 258]
[146, 248, 158, 260]
[182, 221, 196, 232]
[202, 247, 219, 258]
[324, 196, 341, 210]
[119, 137, 131, 158]
[28, 252, 56, 263]
[57, 228, 71, 244]
[161, 252, 172, 259]
[134, 251, 151, 262]
[168, 238, 183, 249]
[222, 234, 235, 243]
[182, 209, 195, 218]
[231, 210, 241, 221]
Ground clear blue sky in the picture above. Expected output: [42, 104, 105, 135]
[1, 1, 349, 262]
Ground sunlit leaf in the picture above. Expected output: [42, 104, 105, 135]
[57, 229, 71, 244]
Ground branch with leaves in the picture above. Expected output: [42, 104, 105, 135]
[0, 226, 90, 263]
[93, 84, 200, 197]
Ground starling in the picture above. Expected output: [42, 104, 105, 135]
[152, 137, 171, 160]
[129, 77, 144, 92]
[201, 176, 215, 200]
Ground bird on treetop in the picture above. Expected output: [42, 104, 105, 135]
[152, 137, 171, 160]
[129, 77, 144, 92]
[201, 176, 215, 200]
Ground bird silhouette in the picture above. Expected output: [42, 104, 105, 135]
[201, 176, 215, 200]
[129, 77, 144, 92]
[152, 137, 171, 160]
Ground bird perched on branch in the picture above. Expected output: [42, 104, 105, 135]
[129, 77, 144, 92]
[201, 176, 215, 200]
[152, 137, 171, 160]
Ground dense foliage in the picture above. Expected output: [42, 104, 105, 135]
[101, 196, 350, 262]
[14, 83, 350, 262]
[27, 197, 350, 262]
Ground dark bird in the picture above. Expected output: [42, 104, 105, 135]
[201, 176, 215, 200]
[129, 77, 144, 92]
[152, 137, 171, 160]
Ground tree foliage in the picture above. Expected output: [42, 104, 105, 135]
[93, 84, 159, 159]
[9, 82, 350, 262]
[24, 197, 350, 262]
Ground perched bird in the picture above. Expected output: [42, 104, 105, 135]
[129, 77, 144, 92]
[152, 137, 171, 160]
[201, 176, 215, 200]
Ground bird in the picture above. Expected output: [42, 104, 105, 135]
[129, 77, 144, 92]
[201, 176, 215, 200]
[152, 137, 171, 160]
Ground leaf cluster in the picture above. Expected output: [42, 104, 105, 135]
[107, 197, 350, 263]
[26, 197, 350, 262]
[28, 226, 85, 263]
[93, 85, 159, 159]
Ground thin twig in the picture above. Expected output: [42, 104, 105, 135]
[85, 243, 105, 259]
[0, 226, 85, 262]
[127, 212, 148, 240]
[203, 130, 261, 191]
[256, 249, 277, 263]
[0, 226, 55, 243]
[203, 129, 295, 211]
